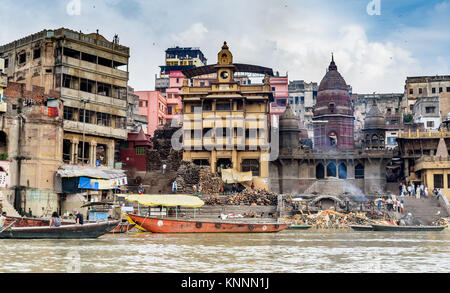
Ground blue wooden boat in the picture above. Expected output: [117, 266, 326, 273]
[371, 224, 447, 232]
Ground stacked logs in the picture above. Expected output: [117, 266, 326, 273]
[204, 196, 222, 205]
[226, 189, 278, 206]
[147, 125, 182, 171]
[199, 170, 222, 196]
[174, 161, 201, 193]
[283, 210, 375, 229]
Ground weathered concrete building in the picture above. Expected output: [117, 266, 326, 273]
[404, 75, 450, 113]
[0, 29, 130, 215]
[0, 28, 130, 169]
[413, 96, 441, 131]
[288, 80, 318, 138]
[270, 57, 394, 196]
[1, 82, 63, 216]
[181, 42, 274, 190]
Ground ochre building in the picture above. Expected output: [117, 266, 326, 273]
[181, 42, 274, 190]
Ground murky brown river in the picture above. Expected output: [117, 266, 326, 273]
[0, 229, 448, 273]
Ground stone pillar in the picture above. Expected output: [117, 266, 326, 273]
[73, 140, 79, 165]
[404, 159, 409, 178]
[90, 141, 97, 166]
[107, 141, 115, 168]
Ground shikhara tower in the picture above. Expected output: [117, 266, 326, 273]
[312, 55, 355, 151]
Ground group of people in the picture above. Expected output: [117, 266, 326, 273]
[375, 195, 405, 213]
[192, 183, 203, 197]
[399, 182, 443, 199]
[0, 210, 84, 230]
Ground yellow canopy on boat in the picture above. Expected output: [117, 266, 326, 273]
[123, 194, 205, 208]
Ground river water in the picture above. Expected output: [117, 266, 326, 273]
[0, 229, 448, 273]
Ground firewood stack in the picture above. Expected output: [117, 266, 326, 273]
[204, 196, 222, 205]
[199, 170, 222, 196]
[226, 189, 278, 206]
[174, 161, 201, 193]
[147, 125, 183, 172]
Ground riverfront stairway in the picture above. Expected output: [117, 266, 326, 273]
[0, 198, 21, 217]
[140, 170, 178, 194]
[403, 196, 449, 225]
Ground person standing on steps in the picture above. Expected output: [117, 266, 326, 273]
[172, 180, 178, 194]
[162, 163, 167, 174]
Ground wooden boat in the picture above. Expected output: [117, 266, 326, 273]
[5, 216, 74, 227]
[288, 224, 312, 230]
[372, 224, 447, 232]
[127, 214, 289, 233]
[108, 222, 135, 233]
[0, 220, 120, 239]
[350, 225, 374, 231]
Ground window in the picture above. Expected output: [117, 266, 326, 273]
[409, 89, 413, 95]
[4, 59, 8, 68]
[98, 57, 112, 67]
[427, 121, 434, 128]
[63, 47, 80, 59]
[79, 110, 94, 124]
[63, 107, 75, 121]
[439, 87, 443, 93]
[326, 162, 337, 177]
[81, 52, 97, 63]
[425, 107, 435, 113]
[434, 174, 443, 189]
[432, 88, 436, 94]
[329, 103, 335, 113]
[63, 74, 78, 90]
[167, 106, 173, 115]
[419, 88, 423, 94]
[216, 103, 231, 111]
[97, 112, 111, 126]
[202, 101, 212, 111]
[295, 97, 299, 104]
[18, 52, 26, 64]
[136, 147, 145, 155]
[80, 78, 95, 93]
[241, 159, 260, 176]
[316, 163, 325, 179]
[33, 48, 41, 60]
[355, 164, 364, 179]
[448, 174, 450, 188]
[446, 87, 450, 92]
[301, 97, 305, 104]
[97, 82, 111, 97]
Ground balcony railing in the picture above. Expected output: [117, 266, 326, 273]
[399, 129, 450, 138]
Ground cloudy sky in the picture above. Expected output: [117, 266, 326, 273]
[1, 0, 449, 93]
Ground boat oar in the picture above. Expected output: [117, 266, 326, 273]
[0, 220, 17, 233]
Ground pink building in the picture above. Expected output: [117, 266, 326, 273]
[269, 75, 289, 126]
[135, 91, 167, 137]
[165, 71, 184, 124]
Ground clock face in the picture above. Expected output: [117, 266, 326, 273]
[220, 71, 229, 79]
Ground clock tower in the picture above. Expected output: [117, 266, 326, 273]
[216, 42, 234, 83]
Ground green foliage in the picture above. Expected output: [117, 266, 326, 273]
[403, 113, 413, 123]
[0, 152, 7, 160]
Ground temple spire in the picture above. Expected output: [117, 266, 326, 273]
[328, 52, 337, 71]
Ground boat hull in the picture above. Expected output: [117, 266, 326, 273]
[127, 214, 289, 233]
[5, 216, 74, 227]
[288, 225, 312, 230]
[350, 225, 374, 231]
[372, 224, 447, 232]
[0, 221, 120, 239]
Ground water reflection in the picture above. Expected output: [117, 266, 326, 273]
[0, 230, 448, 273]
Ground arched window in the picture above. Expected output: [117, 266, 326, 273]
[371, 134, 379, 148]
[355, 163, 364, 179]
[327, 162, 336, 177]
[338, 163, 347, 179]
[329, 131, 338, 147]
[316, 163, 325, 179]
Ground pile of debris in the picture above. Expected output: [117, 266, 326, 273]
[226, 189, 278, 206]
[283, 210, 374, 229]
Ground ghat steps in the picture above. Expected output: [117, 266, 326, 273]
[403, 196, 448, 225]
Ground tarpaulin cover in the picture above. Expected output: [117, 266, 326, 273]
[123, 194, 204, 208]
[221, 169, 253, 184]
[78, 177, 128, 190]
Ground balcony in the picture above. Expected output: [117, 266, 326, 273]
[59, 56, 129, 81]
[64, 120, 128, 140]
[61, 88, 127, 112]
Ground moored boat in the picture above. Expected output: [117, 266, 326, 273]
[0, 220, 120, 239]
[288, 224, 312, 230]
[5, 216, 75, 227]
[371, 224, 447, 232]
[350, 225, 374, 231]
[127, 214, 289, 233]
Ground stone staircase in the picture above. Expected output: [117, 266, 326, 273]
[0, 198, 21, 217]
[403, 196, 449, 225]
[141, 170, 178, 194]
